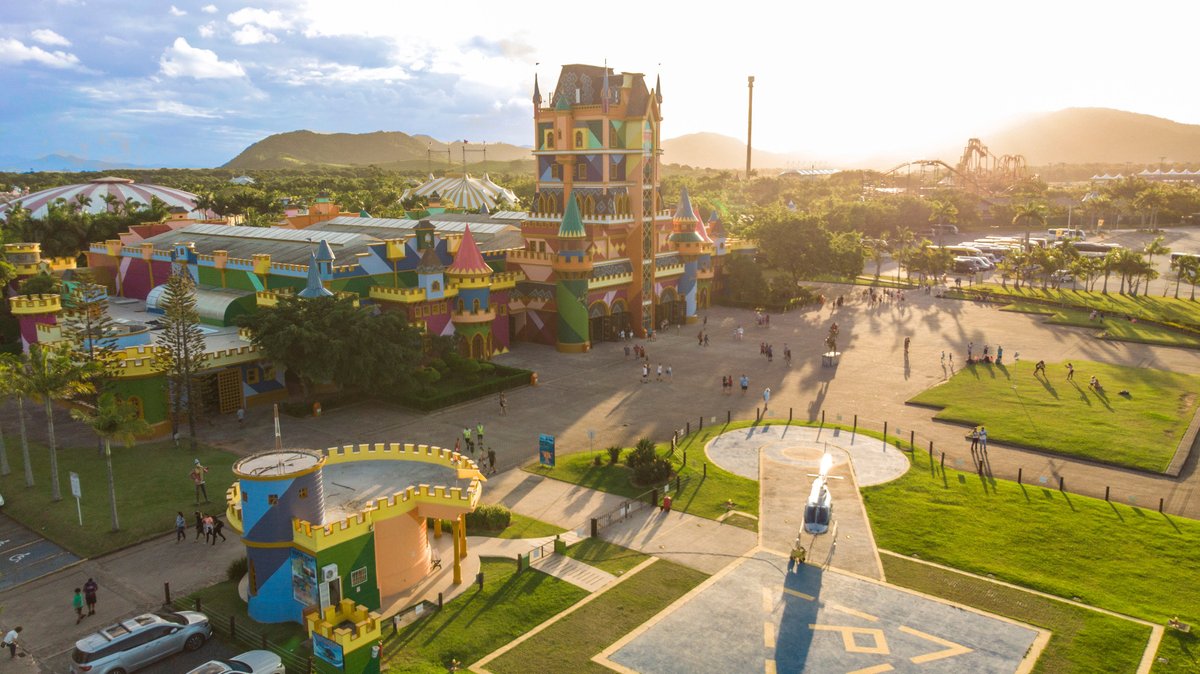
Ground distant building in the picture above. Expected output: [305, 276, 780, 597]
[229, 175, 256, 185]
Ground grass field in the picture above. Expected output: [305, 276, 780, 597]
[862, 449, 1199, 672]
[1000, 300, 1200, 348]
[907, 359, 1199, 472]
[976, 284, 1200, 328]
[881, 554, 1149, 674]
[0, 439, 239, 557]
[382, 558, 588, 674]
[484, 558, 708, 674]
[471, 512, 566, 540]
[561, 537, 648, 576]
[524, 421, 762, 528]
[181, 578, 308, 654]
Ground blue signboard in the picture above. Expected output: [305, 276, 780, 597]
[313, 632, 345, 669]
[539, 434, 556, 467]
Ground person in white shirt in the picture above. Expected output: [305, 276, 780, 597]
[4, 626, 22, 658]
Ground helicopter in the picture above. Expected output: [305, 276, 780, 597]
[803, 453, 842, 535]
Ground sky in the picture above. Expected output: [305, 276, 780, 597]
[2, 0, 1199, 168]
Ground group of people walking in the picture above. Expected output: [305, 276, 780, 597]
[176, 510, 226, 545]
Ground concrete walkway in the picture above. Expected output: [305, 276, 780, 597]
[531, 554, 616, 592]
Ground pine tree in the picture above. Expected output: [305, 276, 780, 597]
[60, 269, 120, 381]
[156, 270, 207, 449]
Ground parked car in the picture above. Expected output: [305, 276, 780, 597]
[70, 611, 211, 674]
[186, 650, 286, 674]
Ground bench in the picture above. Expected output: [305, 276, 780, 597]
[1168, 618, 1191, 633]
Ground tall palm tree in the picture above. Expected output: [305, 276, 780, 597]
[1012, 201, 1049, 250]
[71, 393, 148, 531]
[868, 234, 890, 280]
[1101, 248, 1120, 294]
[1170, 255, 1196, 299]
[1143, 236, 1170, 296]
[15, 345, 96, 502]
[0, 355, 36, 487]
[0, 356, 16, 476]
[894, 226, 916, 282]
[1181, 256, 1200, 301]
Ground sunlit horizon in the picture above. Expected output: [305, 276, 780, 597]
[2, 0, 1198, 167]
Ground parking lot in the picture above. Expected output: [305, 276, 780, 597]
[0, 514, 79, 592]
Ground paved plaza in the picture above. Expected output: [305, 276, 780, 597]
[600, 550, 1045, 674]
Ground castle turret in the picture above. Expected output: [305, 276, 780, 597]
[553, 197, 593, 352]
[297, 251, 334, 299]
[8, 293, 63, 352]
[447, 225, 495, 359]
[668, 187, 704, 322]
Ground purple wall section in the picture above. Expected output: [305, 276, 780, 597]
[18, 314, 56, 351]
[118, 259, 172, 300]
[425, 311, 453, 338]
[491, 290, 511, 350]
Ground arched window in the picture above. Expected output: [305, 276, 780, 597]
[576, 163, 587, 180]
[472, 298, 481, 313]
[574, 130, 584, 148]
[544, 130, 554, 149]
[457, 299, 465, 313]
[431, 280, 440, 292]
[582, 195, 595, 216]
[127, 396, 144, 419]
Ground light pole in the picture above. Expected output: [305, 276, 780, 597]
[745, 76, 754, 180]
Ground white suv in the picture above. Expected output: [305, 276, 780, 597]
[70, 611, 211, 673]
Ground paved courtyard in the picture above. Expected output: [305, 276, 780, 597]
[600, 549, 1044, 674]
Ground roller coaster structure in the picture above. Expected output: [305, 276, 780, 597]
[882, 138, 1028, 196]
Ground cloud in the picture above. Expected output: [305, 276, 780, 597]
[227, 7, 292, 30]
[0, 38, 81, 69]
[202, 4, 218, 13]
[198, 22, 216, 38]
[31, 29, 71, 47]
[269, 59, 410, 85]
[120, 100, 221, 118]
[169, 5, 187, 16]
[231, 24, 277, 45]
[159, 37, 245, 78]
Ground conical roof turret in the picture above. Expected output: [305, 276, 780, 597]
[297, 251, 334, 298]
[314, 239, 335, 263]
[446, 224, 493, 276]
[668, 187, 703, 244]
[558, 196, 586, 239]
[416, 246, 443, 274]
[532, 73, 542, 106]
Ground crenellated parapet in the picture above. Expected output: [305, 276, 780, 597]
[226, 482, 244, 534]
[304, 599, 381, 658]
[489, 271, 525, 290]
[369, 285, 459, 304]
[8, 294, 63, 315]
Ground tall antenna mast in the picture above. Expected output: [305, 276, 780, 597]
[273, 403, 282, 451]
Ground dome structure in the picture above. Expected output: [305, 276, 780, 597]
[0, 176, 212, 220]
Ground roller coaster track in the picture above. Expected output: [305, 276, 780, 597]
[881, 159, 996, 197]
[882, 138, 1028, 198]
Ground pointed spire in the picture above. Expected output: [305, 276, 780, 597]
[314, 239, 335, 263]
[447, 224, 493, 276]
[532, 73, 542, 106]
[655, 73, 662, 104]
[416, 246, 443, 274]
[669, 187, 703, 244]
[602, 60, 610, 114]
[695, 209, 713, 244]
[558, 195, 586, 239]
[297, 251, 334, 298]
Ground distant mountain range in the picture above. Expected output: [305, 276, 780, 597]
[0, 154, 146, 172]
[222, 130, 534, 171]
[985, 108, 1200, 165]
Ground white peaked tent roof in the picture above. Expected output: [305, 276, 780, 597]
[403, 173, 518, 210]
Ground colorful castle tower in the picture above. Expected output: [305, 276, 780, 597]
[524, 64, 669, 342]
[668, 187, 705, 323]
[553, 197, 593, 352]
[447, 225, 495, 359]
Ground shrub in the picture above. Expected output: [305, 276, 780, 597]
[606, 445, 622, 465]
[626, 438, 657, 469]
[226, 556, 248, 583]
[593, 454, 604, 466]
[478, 362, 496, 376]
[466, 504, 511, 531]
[458, 359, 482, 380]
[429, 357, 448, 374]
[633, 457, 673, 486]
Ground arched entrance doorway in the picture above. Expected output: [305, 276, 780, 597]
[588, 300, 612, 342]
[656, 288, 686, 329]
[610, 299, 631, 337]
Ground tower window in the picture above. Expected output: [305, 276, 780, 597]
[431, 280, 441, 292]
[544, 130, 554, 149]
[576, 163, 587, 180]
[473, 298, 481, 313]
[551, 164, 562, 180]
[268, 494, 278, 505]
[574, 131, 584, 149]
[299, 488, 308, 498]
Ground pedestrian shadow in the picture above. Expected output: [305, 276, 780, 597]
[1069, 381, 1091, 405]
[996, 362, 1009, 378]
[903, 353, 910, 380]
[1036, 375, 1059, 399]
[1093, 389, 1113, 411]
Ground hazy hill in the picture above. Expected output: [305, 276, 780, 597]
[224, 130, 533, 170]
[662, 132, 803, 170]
[983, 108, 1200, 165]
[0, 153, 145, 172]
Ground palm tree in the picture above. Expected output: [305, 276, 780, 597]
[1143, 236, 1170, 296]
[894, 225, 916, 282]
[0, 356, 15, 476]
[928, 200, 959, 248]
[867, 234, 890, 280]
[1180, 256, 1200, 301]
[71, 393, 149, 531]
[1101, 249, 1120, 294]
[1170, 255, 1197, 299]
[15, 345, 96, 501]
[0, 355, 35, 487]
[1012, 201, 1049, 250]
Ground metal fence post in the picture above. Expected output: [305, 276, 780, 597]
[164, 582, 171, 606]
[727, 410, 731, 423]
[1059, 476, 1064, 491]
[686, 421, 691, 435]
[883, 421, 888, 445]
[940, 452, 945, 470]
[261, 634, 267, 649]
[821, 410, 825, 425]
[229, 615, 235, 638]
[788, 407, 793, 423]
[1018, 467, 1022, 484]
[195, 597, 202, 612]
[928, 441, 933, 462]
[1105, 486, 1109, 500]
[703, 462, 707, 478]
[909, 430, 914, 452]
[699, 416, 703, 430]
[590, 518, 598, 537]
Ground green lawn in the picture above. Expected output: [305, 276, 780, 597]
[974, 284, 1200, 328]
[471, 512, 566, 540]
[881, 554, 1149, 674]
[1001, 301, 1200, 348]
[485, 559, 708, 674]
[382, 558, 588, 674]
[523, 421, 762, 528]
[0, 439, 240, 557]
[862, 449, 1200, 672]
[561, 537, 648, 576]
[907, 359, 1199, 472]
[179, 578, 309, 654]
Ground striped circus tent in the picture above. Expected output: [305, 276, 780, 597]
[0, 176, 212, 220]
[404, 173, 517, 210]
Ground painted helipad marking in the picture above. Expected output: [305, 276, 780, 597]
[827, 603, 880, 622]
[847, 664, 894, 674]
[764, 660, 776, 674]
[810, 624, 890, 655]
[899, 625, 973, 663]
[763, 622, 776, 649]
[762, 587, 774, 612]
[783, 587, 815, 601]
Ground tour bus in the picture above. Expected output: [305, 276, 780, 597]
[1069, 241, 1121, 257]
[1170, 251, 1200, 265]
[1047, 228, 1086, 242]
